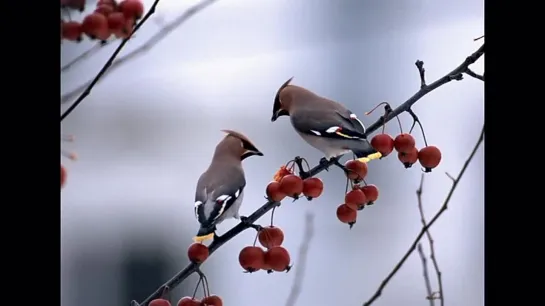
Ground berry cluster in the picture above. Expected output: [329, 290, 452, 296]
[337, 160, 380, 228]
[371, 133, 442, 172]
[239, 226, 291, 274]
[60, 0, 145, 42]
[365, 101, 442, 172]
[266, 163, 324, 202]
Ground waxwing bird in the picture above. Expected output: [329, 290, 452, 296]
[271, 77, 382, 166]
[193, 130, 264, 243]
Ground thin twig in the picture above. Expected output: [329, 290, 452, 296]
[363, 43, 484, 136]
[136, 44, 484, 306]
[60, 0, 219, 113]
[417, 174, 444, 306]
[285, 213, 315, 306]
[417, 243, 435, 306]
[363, 125, 484, 306]
[464, 69, 484, 81]
[61, 41, 111, 73]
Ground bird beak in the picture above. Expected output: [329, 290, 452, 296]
[271, 113, 278, 122]
[254, 151, 264, 156]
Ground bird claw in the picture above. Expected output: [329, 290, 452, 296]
[240, 216, 263, 231]
[319, 157, 331, 171]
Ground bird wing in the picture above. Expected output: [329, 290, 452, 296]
[194, 167, 246, 226]
[291, 107, 367, 141]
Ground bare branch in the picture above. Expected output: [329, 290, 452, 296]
[285, 212, 315, 306]
[465, 69, 484, 81]
[362, 125, 484, 306]
[60, 0, 219, 120]
[363, 43, 484, 136]
[417, 174, 444, 306]
[417, 243, 435, 306]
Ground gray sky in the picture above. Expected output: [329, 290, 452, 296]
[61, 1, 484, 305]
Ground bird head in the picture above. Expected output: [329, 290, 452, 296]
[220, 129, 264, 161]
[271, 77, 294, 122]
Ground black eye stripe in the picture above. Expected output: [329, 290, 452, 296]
[242, 140, 258, 152]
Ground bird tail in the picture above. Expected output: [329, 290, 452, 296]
[193, 225, 216, 243]
[352, 140, 382, 163]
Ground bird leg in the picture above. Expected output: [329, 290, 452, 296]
[319, 157, 333, 171]
[240, 216, 263, 232]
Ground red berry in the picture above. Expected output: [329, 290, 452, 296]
[394, 133, 416, 153]
[187, 243, 209, 263]
[264, 246, 291, 272]
[113, 17, 134, 39]
[95, 4, 115, 16]
[238, 246, 265, 272]
[107, 12, 127, 34]
[360, 184, 379, 205]
[418, 146, 442, 172]
[344, 189, 367, 210]
[177, 297, 200, 306]
[120, 0, 145, 19]
[258, 226, 284, 249]
[266, 181, 286, 202]
[398, 147, 419, 168]
[81, 12, 109, 39]
[344, 160, 368, 181]
[201, 295, 223, 306]
[61, 164, 67, 188]
[61, 21, 82, 41]
[149, 298, 171, 306]
[336, 204, 357, 226]
[302, 177, 324, 199]
[279, 174, 304, 198]
[371, 134, 395, 156]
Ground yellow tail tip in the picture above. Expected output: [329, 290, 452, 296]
[356, 152, 382, 164]
[193, 233, 214, 243]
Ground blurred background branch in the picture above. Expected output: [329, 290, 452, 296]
[417, 174, 444, 305]
[285, 212, 315, 306]
[363, 125, 484, 306]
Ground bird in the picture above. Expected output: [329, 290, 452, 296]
[193, 129, 264, 243]
[270, 77, 382, 167]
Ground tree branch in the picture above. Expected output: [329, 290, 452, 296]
[363, 43, 484, 136]
[60, 0, 219, 121]
[285, 212, 315, 306]
[417, 174, 444, 306]
[417, 243, 435, 306]
[133, 43, 484, 306]
[464, 68, 484, 81]
[362, 125, 484, 306]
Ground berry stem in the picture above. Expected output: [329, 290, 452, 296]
[191, 277, 203, 299]
[202, 273, 211, 297]
[395, 115, 404, 134]
[344, 177, 350, 194]
[408, 109, 429, 147]
[252, 231, 259, 247]
[270, 206, 277, 226]
[365, 101, 390, 116]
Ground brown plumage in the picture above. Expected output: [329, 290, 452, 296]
[193, 130, 263, 243]
[271, 77, 379, 160]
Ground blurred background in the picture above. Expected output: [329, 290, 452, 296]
[60, 0, 484, 305]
